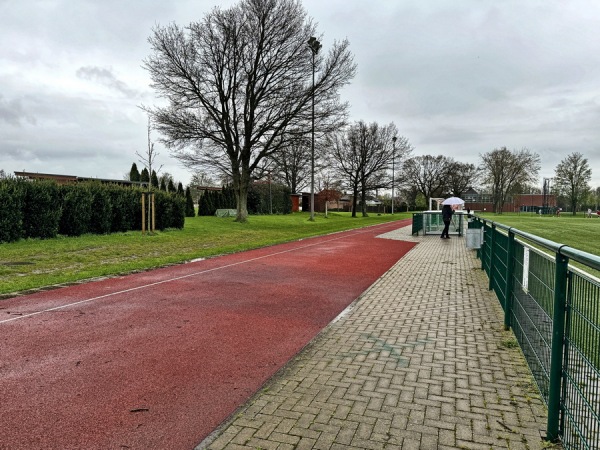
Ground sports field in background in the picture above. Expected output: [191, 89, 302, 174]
[476, 211, 600, 257]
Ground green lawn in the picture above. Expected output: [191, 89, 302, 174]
[476, 212, 600, 258]
[4, 210, 598, 297]
[0, 212, 410, 296]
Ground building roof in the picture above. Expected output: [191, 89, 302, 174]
[14, 171, 146, 186]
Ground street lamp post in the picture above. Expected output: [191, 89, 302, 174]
[307, 36, 321, 221]
[391, 136, 397, 214]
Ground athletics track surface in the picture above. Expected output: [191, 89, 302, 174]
[0, 219, 415, 449]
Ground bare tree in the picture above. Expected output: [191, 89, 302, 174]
[446, 160, 478, 198]
[479, 147, 540, 213]
[136, 120, 163, 188]
[270, 135, 312, 194]
[143, 0, 356, 222]
[554, 152, 592, 215]
[329, 121, 402, 217]
[190, 171, 217, 188]
[135, 121, 164, 231]
[401, 155, 451, 202]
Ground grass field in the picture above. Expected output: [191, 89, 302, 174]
[3, 210, 598, 297]
[0, 212, 410, 296]
[476, 211, 600, 258]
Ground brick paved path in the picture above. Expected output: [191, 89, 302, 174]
[197, 225, 554, 450]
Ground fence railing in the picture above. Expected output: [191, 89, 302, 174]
[475, 217, 600, 449]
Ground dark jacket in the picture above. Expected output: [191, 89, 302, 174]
[441, 205, 454, 222]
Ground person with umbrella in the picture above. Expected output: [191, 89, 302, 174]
[440, 204, 454, 239]
[440, 197, 464, 239]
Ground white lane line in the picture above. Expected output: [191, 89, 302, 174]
[1, 222, 403, 325]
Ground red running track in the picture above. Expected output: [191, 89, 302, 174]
[0, 219, 415, 450]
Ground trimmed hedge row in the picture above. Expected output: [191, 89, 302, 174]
[198, 183, 292, 216]
[0, 178, 185, 243]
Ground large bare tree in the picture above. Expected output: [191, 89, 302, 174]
[401, 155, 451, 202]
[446, 160, 479, 197]
[143, 0, 356, 222]
[554, 152, 592, 215]
[479, 147, 540, 213]
[328, 121, 404, 217]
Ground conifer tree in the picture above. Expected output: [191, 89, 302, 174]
[129, 163, 141, 182]
[185, 186, 195, 216]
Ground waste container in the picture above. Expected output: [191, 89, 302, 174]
[466, 219, 483, 249]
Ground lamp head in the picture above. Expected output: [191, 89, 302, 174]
[307, 36, 322, 54]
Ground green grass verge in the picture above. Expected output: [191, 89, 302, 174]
[0, 212, 410, 296]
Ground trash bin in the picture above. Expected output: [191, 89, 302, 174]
[466, 220, 483, 249]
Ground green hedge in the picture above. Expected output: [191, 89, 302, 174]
[0, 178, 26, 243]
[23, 180, 62, 239]
[0, 178, 185, 243]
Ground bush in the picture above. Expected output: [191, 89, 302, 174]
[59, 184, 93, 236]
[144, 190, 185, 230]
[170, 195, 186, 229]
[0, 178, 26, 243]
[108, 185, 141, 232]
[185, 187, 195, 217]
[0, 180, 184, 242]
[89, 182, 113, 234]
[153, 190, 173, 231]
[198, 190, 216, 216]
[23, 180, 62, 239]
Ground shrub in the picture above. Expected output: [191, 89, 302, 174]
[185, 186, 195, 217]
[89, 182, 113, 234]
[23, 180, 62, 239]
[170, 195, 186, 229]
[0, 177, 25, 243]
[59, 184, 93, 236]
[108, 185, 141, 232]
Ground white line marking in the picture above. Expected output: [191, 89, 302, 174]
[1, 222, 404, 325]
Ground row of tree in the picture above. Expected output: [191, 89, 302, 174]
[140, 0, 595, 219]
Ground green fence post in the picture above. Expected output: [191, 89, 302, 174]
[488, 223, 496, 291]
[546, 251, 569, 443]
[479, 219, 486, 269]
[504, 230, 515, 330]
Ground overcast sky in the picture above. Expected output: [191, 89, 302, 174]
[2, 0, 600, 187]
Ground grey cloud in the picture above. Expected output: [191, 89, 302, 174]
[0, 95, 36, 126]
[76, 66, 139, 98]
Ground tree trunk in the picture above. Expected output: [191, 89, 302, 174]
[351, 186, 359, 218]
[361, 185, 368, 217]
[233, 168, 249, 223]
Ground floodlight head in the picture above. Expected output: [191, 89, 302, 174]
[307, 36, 322, 54]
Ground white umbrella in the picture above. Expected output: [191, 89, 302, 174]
[442, 196, 465, 205]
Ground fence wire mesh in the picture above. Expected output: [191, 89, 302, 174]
[477, 219, 600, 449]
[562, 271, 600, 450]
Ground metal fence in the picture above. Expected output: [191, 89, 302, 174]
[476, 217, 600, 449]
